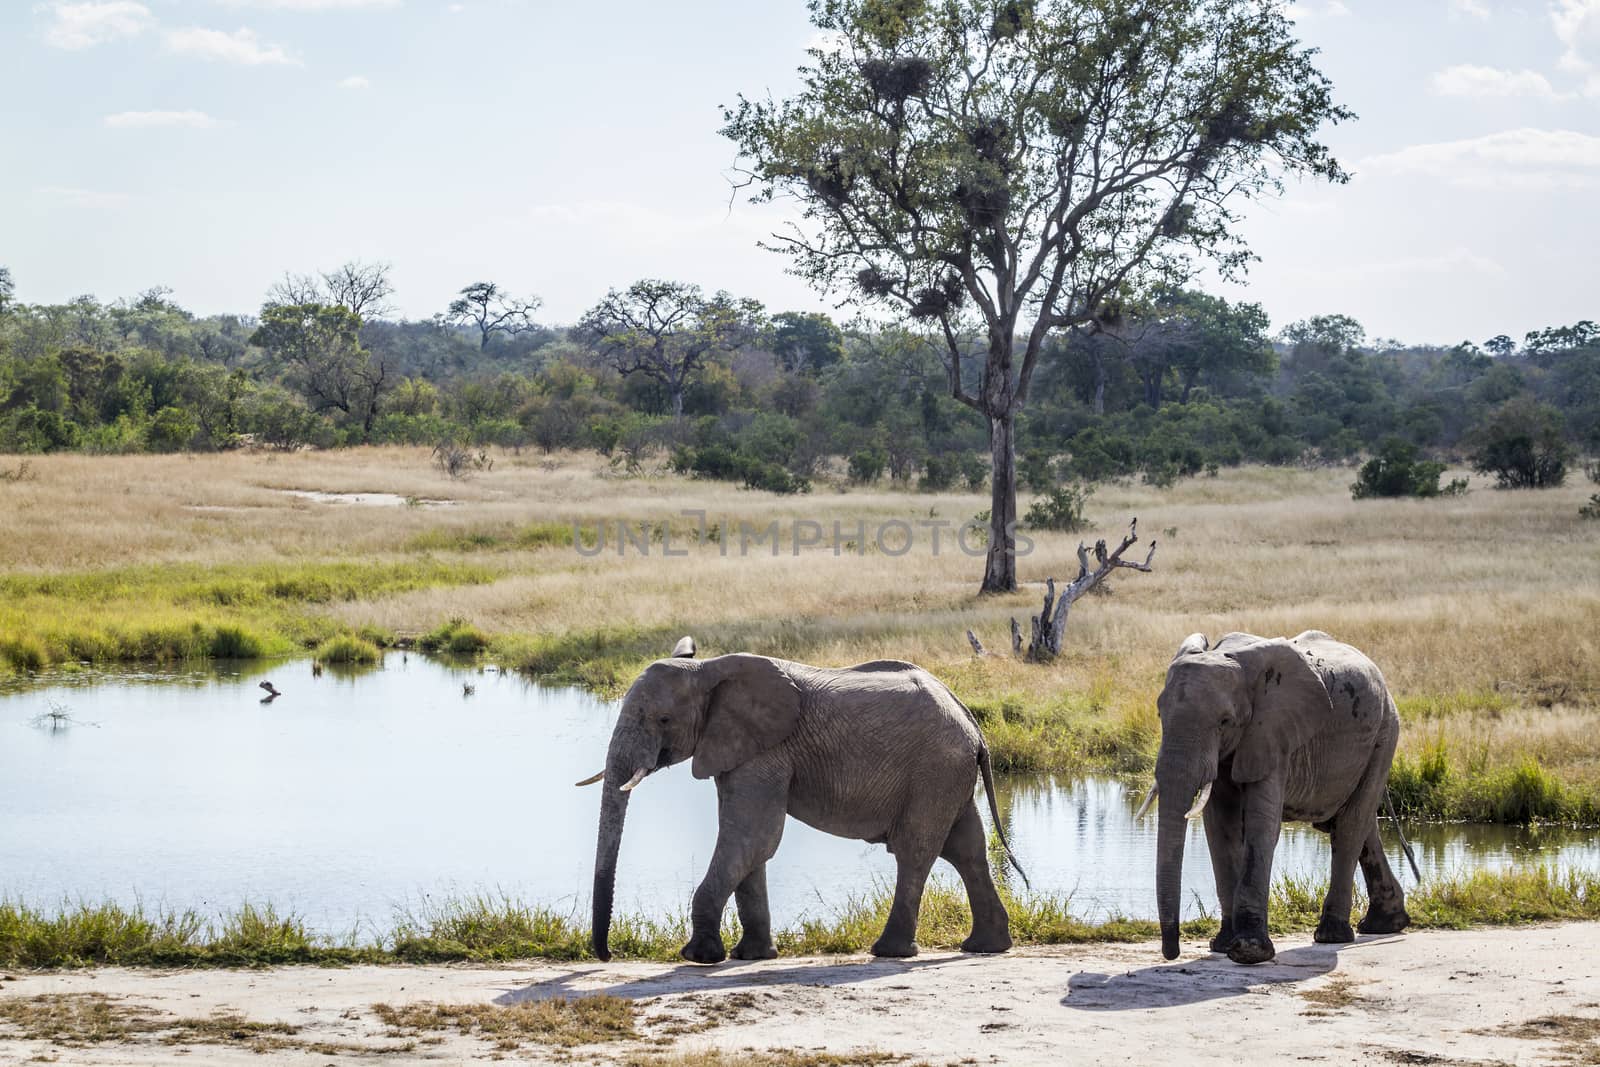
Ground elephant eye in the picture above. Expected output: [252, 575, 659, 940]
[657, 715, 670, 725]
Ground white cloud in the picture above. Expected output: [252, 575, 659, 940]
[104, 109, 221, 128]
[337, 74, 370, 89]
[1430, 64, 1569, 98]
[37, 185, 133, 208]
[1363, 128, 1600, 189]
[41, 1, 153, 49]
[1450, 0, 1490, 18]
[164, 26, 297, 65]
[1552, 0, 1600, 94]
[215, 0, 399, 8]
[445, 3, 465, 12]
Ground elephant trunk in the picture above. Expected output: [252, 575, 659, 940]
[591, 747, 637, 962]
[1156, 797, 1187, 961]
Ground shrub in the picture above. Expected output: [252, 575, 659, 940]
[1024, 483, 1092, 531]
[958, 452, 988, 490]
[847, 446, 886, 484]
[919, 454, 958, 492]
[1580, 495, 1600, 521]
[1350, 437, 1449, 499]
[314, 635, 382, 665]
[1469, 398, 1573, 489]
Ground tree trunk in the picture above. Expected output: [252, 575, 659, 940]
[1092, 354, 1106, 416]
[671, 386, 684, 421]
[982, 410, 1018, 594]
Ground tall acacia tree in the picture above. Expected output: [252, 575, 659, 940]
[723, 0, 1351, 592]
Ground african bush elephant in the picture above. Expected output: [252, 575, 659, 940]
[579, 637, 1025, 965]
[1141, 630, 1411, 965]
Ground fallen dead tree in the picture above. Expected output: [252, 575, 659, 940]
[968, 518, 1157, 663]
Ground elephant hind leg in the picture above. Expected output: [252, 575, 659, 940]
[939, 798, 1011, 954]
[1356, 823, 1410, 935]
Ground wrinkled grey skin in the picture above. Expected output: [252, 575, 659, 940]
[1153, 630, 1410, 965]
[589, 640, 1020, 965]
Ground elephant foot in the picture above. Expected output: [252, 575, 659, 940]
[680, 933, 727, 966]
[1208, 918, 1237, 954]
[1226, 915, 1274, 965]
[870, 936, 919, 959]
[1358, 908, 1411, 936]
[960, 930, 1012, 954]
[730, 938, 778, 961]
[1227, 936, 1276, 965]
[1313, 915, 1355, 944]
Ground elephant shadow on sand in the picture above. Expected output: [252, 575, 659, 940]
[493, 955, 964, 1006]
[1063, 936, 1401, 1012]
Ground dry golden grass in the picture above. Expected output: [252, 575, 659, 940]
[372, 996, 637, 1049]
[2, 447, 1597, 804]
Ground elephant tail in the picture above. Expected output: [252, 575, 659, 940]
[1383, 788, 1422, 882]
[978, 742, 1031, 891]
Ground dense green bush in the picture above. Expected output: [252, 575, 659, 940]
[1024, 483, 1093, 531]
[1350, 437, 1450, 499]
[1470, 398, 1573, 489]
[848, 446, 886, 484]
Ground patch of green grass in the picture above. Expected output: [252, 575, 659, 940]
[1390, 747, 1600, 825]
[314, 634, 382, 665]
[0, 561, 498, 673]
[9, 868, 1597, 969]
[497, 625, 679, 694]
[420, 617, 490, 656]
[406, 521, 581, 553]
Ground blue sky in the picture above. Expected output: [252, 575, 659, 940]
[3, 0, 1598, 345]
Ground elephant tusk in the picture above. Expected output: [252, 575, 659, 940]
[1185, 782, 1213, 820]
[618, 767, 648, 792]
[574, 770, 605, 787]
[1133, 782, 1158, 819]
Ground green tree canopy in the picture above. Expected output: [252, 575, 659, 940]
[723, 0, 1351, 591]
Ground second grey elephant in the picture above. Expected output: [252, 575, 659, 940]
[1144, 630, 1410, 965]
[580, 638, 1025, 965]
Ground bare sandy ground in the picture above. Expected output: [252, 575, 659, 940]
[2, 924, 1598, 1066]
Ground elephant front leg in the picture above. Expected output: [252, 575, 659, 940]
[1228, 777, 1284, 966]
[729, 865, 779, 960]
[1201, 779, 1245, 954]
[683, 777, 787, 966]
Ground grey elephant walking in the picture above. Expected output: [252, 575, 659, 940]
[1143, 630, 1410, 965]
[580, 637, 1025, 965]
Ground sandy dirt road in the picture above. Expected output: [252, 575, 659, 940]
[2, 924, 1597, 1065]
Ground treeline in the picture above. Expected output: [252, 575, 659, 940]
[0, 263, 1594, 493]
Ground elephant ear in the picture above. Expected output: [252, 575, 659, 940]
[691, 655, 802, 780]
[1229, 638, 1334, 784]
[1174, 633, 1209, 658]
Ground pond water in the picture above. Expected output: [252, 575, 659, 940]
[2, 658, 1596, 936]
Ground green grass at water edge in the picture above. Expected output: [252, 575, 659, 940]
[314, 634, 382, 665]
[6, 868, 1598, 969]
[1391, 741, 1600, 826]
[0, 560, 499, 675]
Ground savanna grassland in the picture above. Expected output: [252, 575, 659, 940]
[1, 446, 1598, 826]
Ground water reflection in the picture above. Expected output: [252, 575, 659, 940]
[1, 660, 1595, 934]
